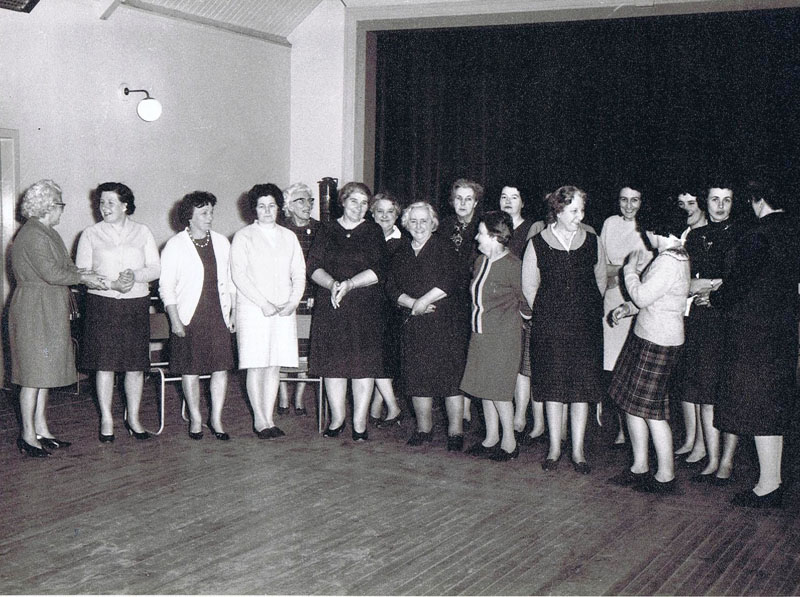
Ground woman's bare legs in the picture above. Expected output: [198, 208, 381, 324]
[513, 374, 531, 434]
[685, 404, 707, 462]
[495, 401, 516, 453]
[614, 411, 626, 445]
[699, 404, 720, 475]
[182, 375, 203, 434]
[247, 367, 280, 431]
[412, 396, 433, 433]
[716, 433, 738, 479]
[324, 377, 348, 430]
[32, 388, 52, 439]
[570, 402, 589, 464]
[545, 401, 564, 461]
[463, 395, 472, 426]
[373, 378, 401, 420]
[123, 371, 145, 432]
[351, 378, 375, 434]
[445, 394, 464, 436]
[19, 387, 46, 447]
[208, 370, 228, 431]
[96, 371, 116, 436]
[482, 399, 500, 447]
[675, 400, 697, 454]
[646, 418, 675, 482]
[529, 400, 545, 438]
[753, 435, 783, 495]
[625, 414, 650, 474]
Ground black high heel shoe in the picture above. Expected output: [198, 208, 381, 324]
[207, 420, 230, 441]
[352, 429, 368, 442]
[36, 435, 71, 450]
[490, 445, 520, 462]
[99, 432, 115, 443]
[323, 420, 346, 438]
[17, 437, 50, 458]
[188, 430, 204, 440]
[124, 420, 151, 440]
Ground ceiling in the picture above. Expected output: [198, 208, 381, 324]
[98, 0, 795, 47]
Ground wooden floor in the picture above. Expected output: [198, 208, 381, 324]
[1, 376, 799, 595]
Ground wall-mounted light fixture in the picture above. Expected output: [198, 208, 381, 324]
[123, 87, 162, 122]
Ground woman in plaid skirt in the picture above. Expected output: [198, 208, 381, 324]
[607, 206, 690, 494]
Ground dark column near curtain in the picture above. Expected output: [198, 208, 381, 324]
[374, 8, 800, 227]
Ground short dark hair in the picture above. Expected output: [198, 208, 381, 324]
[545, 185, 586, 224]
[745, 174, 787, 210]
[247, 183, 284, 214]
[480, 211, 513, 247]
[177, 191, 217, 227]
[338, 181, 373, 206]
[97, 181, 136, 215]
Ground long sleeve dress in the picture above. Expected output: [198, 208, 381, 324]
[307, 219, 386, 378]
[712, 212, 799, 435]
[231, 223, 305, 369]
[9, 218, 82, 387]
[460, 252, 529, 401]
[386, 234, 467, 397]
[599, 214, 651, 371]
[671, 217, 749, 405]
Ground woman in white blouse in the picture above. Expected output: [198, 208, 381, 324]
[159, 192, 236, 441]
[231, 184, 305, 439]
[76, 182, 160, 442]
[600, 183, 652, 448]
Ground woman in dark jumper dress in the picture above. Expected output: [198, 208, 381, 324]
[710, 175, 799, 508]
[522, 186, 607, 473]
[160, 191, 236, 440]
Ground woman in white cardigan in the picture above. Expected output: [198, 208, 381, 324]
[607, 205, 691, 494]
[160, 192, 236, 440]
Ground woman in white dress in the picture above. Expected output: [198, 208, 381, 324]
[600, 183, 651, 448]
[231, 183, 306, 439]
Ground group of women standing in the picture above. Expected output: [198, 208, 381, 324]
[8, 175, 797, 510]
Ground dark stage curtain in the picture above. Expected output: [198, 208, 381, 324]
[374, 8, 800, 227]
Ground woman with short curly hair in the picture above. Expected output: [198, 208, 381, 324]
[10, 180, 105, 457]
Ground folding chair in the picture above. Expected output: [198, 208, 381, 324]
[280, 312, 327, 433]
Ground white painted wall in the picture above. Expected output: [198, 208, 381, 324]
[287, 0, 346, 217]
[0, 0, 291, 250]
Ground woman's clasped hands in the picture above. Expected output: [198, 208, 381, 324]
[330, 279, 354, 309]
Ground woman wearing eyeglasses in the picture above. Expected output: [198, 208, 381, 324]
[9, 180, 106, 457]
[277, 182, 321, 416]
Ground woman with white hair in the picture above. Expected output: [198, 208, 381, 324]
[386, 201, 467, 450]
[9, 180, 105, 457]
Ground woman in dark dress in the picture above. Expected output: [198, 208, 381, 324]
[498, 184, 541, 444]
[439, 178, 483, 430]
[710, 176, 798, 508]
[387, 202, 467, 450]
[308, 182, 386, 442]
[368, 192, 405, 428]
[522, 186, 607, 473]
[674, 182, 749, 482]
[159, 192, 236, 440]
[9, 180, 105, 457]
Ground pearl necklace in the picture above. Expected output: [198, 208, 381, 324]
[187, 227, 210, 248]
